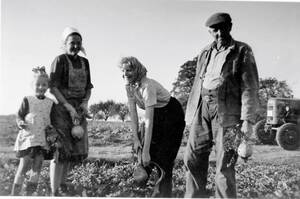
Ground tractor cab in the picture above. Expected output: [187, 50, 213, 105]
[254, 98, 300, 150]
[267, 98, 300, 125]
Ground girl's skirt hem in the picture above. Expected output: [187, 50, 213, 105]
[15, 146, 48, 159]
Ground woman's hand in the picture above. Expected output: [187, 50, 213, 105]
[142, 149, 151, 167]
[79, 101, 89, 115]
[64, 103, 79, 122]
[17, 120, 28, 130]
[133, 137, 142, 152]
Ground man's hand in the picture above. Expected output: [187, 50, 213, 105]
[241, 120, 253, 140]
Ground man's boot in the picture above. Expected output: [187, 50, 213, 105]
[51, 189, 60, 197]
[59, 183, 69, 196]
[11, 183, 22, 196]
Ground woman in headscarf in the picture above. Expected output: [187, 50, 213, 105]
[49, 27, 93, 196]
[119, 56, 185, 197]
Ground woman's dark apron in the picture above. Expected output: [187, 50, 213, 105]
[51, 55, 88, 162]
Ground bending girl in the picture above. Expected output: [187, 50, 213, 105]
[119, 56, 185, 197]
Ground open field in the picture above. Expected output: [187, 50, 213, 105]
[0, 115, 300, 197]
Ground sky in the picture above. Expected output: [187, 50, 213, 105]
[1, 0, 300, 115]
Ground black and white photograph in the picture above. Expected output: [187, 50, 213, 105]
[1, 0, 300, 198]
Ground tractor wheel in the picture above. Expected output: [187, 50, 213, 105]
[276, 123, 300, 150]
[254, 120, 276, 144]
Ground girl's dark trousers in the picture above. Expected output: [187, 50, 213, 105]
[146, 97, 185, 197]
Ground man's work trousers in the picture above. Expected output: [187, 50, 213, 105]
[184, 98, 238, 198]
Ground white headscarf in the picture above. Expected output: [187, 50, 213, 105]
[61, 27, 86, 55]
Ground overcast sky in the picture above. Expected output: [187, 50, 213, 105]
[1, 0, 300, 115]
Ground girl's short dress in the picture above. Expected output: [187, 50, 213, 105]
[49, 54, 93, 162]
[14, 96, 53, 159]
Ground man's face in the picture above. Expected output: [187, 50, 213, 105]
[208, 22, 232, 47]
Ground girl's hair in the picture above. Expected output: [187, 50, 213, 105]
[119, 56, 147, 84]
[32, 66, 49, 80]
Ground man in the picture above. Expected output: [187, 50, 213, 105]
[184, 12, 259, 198]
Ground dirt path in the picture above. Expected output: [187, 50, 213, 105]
[91, 144, 300, 162]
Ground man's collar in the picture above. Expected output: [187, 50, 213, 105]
[211, 37, 235, 52]
[36, 95, 46, 100]
[212, 37, 234, 50]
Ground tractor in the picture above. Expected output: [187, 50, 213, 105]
[254, 98, 300, 150]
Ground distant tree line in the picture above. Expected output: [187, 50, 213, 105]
[89, 100, 129, 122]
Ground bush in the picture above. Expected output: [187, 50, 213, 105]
[88, 121, 132, 147]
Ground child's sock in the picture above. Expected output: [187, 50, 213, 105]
[11, 183, 22, 196]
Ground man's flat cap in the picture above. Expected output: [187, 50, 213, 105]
[205, 13, 232, 27]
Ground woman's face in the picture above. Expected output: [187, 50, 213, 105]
[122, 64, 137, 84]
[65, 34, 82, 56]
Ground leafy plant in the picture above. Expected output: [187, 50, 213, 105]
[1, 155, 299, 198]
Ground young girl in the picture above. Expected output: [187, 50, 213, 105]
[11, 67, 54, 196]
[49, 27, 93, 196]
[119, 57, 185, 197]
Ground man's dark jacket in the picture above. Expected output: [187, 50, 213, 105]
[185, 39, 259, 127]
